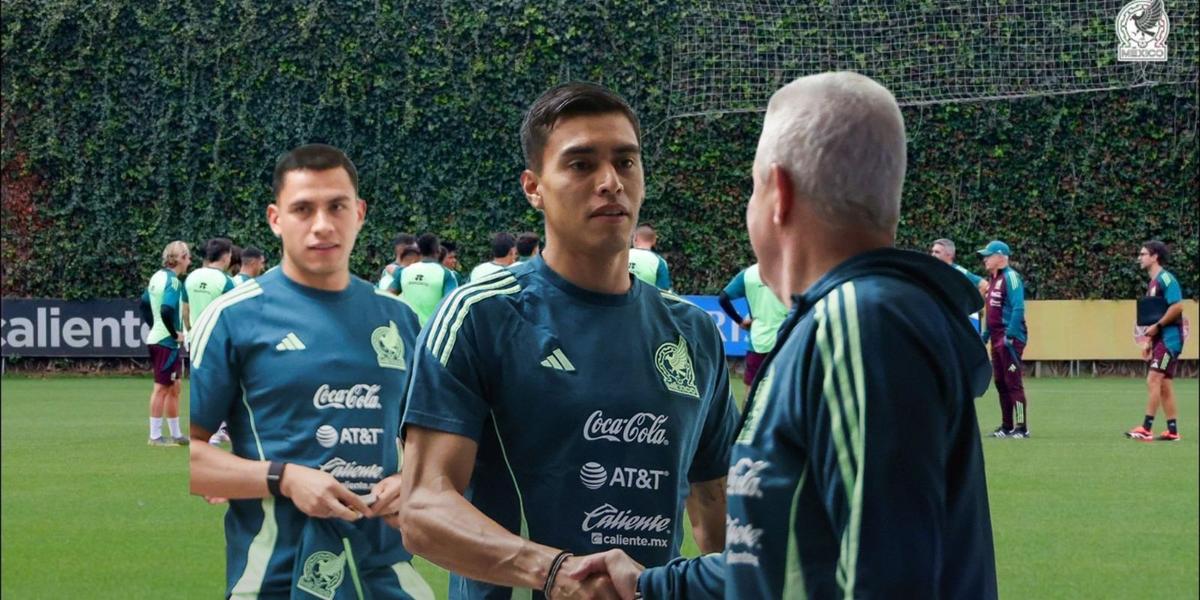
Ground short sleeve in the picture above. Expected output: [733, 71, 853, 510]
[656, 256, 672, 291]
[687, 325, 739, 483]
[189, 310, 241, 435]
[402, 297, 491, 441]
[723, 270, 748, 299]
[387, 268, 404, 294]
[1163, 274, 1183, 304]
[442, 268, 460, 297]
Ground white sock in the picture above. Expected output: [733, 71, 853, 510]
[167, 418, 182, 438]
[150, 417, 163, 440]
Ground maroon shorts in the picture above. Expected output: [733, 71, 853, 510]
[149, 343, 182, 386]
[1148, 340, 1179, 379]
[744, 351, 768, 386]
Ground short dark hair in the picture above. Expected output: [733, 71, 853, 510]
[227, 245, 242, 270]
[491, 232, 516, 258]
[1143, 240, 1169, 266]
[272, 143, 358, 198]
[392, 233, 416, 249]
[204, 238, 234, 263]
[516, 232, 541, 257]
[241, 246, 265, 261]
[417, 233, 440, 257]
[519, 82, 641, 172]
[400, 246, 420, 260]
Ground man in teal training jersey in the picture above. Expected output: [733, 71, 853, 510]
[189, 144, 433, 599]
[628, 223, 671, 290]
[145, 240, 192, 447]
[394, 82, 737, 599]
[719, 263, 789, 387]
[1126, 240, 1186, 442]
[387, 232, 459, 326]
[233, 246, 267, 285]
[567, 72, 997, 600]
[468, 232, 518, 282]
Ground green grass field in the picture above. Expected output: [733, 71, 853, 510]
[2, 375, 1197, 598]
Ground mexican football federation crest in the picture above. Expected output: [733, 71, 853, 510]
[1116, 0, 1170, 62]
[371, 320, 406, 370]
[297, 550, 346, 600]
[655, 336, 700, 399]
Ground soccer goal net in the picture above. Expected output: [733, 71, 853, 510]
[669, 0, 1199, 118]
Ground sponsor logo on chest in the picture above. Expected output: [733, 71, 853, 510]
[579, 462, 669, 491]
[313, 384, 383, 410]
[315, 425, 385, 448]
[583, 410, 670, 446]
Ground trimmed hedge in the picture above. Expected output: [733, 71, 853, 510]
[2, 1, 1195, 300]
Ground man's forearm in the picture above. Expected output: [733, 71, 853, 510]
[399, 486, 559, 590]
[189, 424, 269, 499]
[1160, 303, 1184, 326]
[686, 478, 727, 554]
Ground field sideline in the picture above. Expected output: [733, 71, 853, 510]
[1, 375, 1196, 598]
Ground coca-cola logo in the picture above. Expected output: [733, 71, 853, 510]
[313, 384, 382, 410]
[581, 503, 671, 534]
[582, 411, 669, 446]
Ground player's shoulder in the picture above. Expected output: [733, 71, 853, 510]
[426, 267, 524, 331]
[360, 277, 421, 326]
[1159, 270, 1177, 286]
[651, 285, 722, 340]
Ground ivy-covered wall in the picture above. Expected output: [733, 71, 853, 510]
[3, 1, 1196, 300]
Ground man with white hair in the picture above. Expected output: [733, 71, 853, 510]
[568, 71, 998, 599]
[931, 238, 987, 290]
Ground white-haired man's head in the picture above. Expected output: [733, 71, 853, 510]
[753, 71, 905, 230]
[747, 72, 906, 297]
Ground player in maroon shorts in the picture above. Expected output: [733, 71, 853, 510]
[1126, 240, 1185, 442]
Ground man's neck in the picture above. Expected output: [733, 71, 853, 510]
[633, 242, 653, 251]
[543, 244, 631, 295]
[494, 256, 516, 267]
[777, 230, 892, 307]
[1149, 264, 1163, 279]
[281, 257, 349, 291]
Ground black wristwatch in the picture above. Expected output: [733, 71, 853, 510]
[266, 461, 287, 497]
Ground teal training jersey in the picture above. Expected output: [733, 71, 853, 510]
[629, 248, 671, 290]
[640, 249, 997, 599]
[1150, 270, 1184, 353]
[722, 264, 789, 354]
[185, 266, 235, 326]
[189, 269, 428, 599]
[146, 269, 186, 347]
[378, 262, 401, 291]
[403, 259, 739, 600]
[468, 261, 509, 282]
[232, 273, 255, 286]
[387, 259, 459, 326]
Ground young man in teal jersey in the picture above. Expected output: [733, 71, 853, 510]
[568, 72, 997, 600]
[379, 233, 417, 290]
[184, 237, 236, 328]
[232, 246, 267, 285]
[386, 232, 459, 326]
[393, 82, 737, 600]
[145, 240, 192, 446]
[515, 231, 541, 263]
[188, 144, 433, 600]
[628, 223, 671, 290]
[718, 263, 789, 387]
[468, 232, 518, 282]
[979, 240, 1031, 438]
[1126, 240, 1186, 441]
